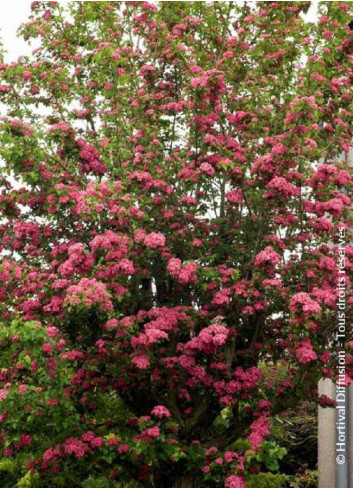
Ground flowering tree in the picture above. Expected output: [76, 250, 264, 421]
[0, 1, 352, 487]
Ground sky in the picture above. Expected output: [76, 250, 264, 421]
[0, 1, 34, 61]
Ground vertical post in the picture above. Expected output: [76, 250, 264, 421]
[318, 379, 336, 487]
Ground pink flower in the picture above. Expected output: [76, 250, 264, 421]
[42, 343, 54, 355]
[22, 70, 33, 81]
[295, 339, 317, 364]
[47, 326, 58, 338]
[81, 431, 95, 442]
[65, 278, 113, 311]
[178, 262, 197, 284]
[144, 232, 166, 249]
[248, 416, 270, 450]
[254, 246, 281, 267]
[267, 176, 300, 196]
[167, 258, 182, 275]
[144, 426, 160, 438]
[151, 405, 171, 419]
[105, 318, 118, 330]
[271, 143, 286, 155]
[315, 198, 345, 217]
[224, 451, 236, 463]
[52, 279, 70, 290]
[3, 447, 13, 457]
[290, 292, 322, 315]
[212, 288, 231, 305]
[225, 189, 242, 204]
[144, 328, 168, 345]
[107, 437, 119, 446]
[132, 355, 150, 369]
[225, 475, 245, 488]
[43, 447, 57, 461]
[193, 238, 202, 247]
[296, 346, 317, 364]
[118, 443, 129, 454]
[167, 259, 197, 284]
[63, 437, 89, 458]
[200, 163, 215, 176]
[185, 324, 229, 354]
[91, 437, 104, 448]
[117, 258, 135, 275]
[191, 76, 208, 88]
[49, 121, 70, 132]
[20, 434, 32, 446]
[134, 229, 146, 242]
[227, 111, 249, 124]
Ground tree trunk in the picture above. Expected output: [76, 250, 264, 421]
[175, 472, 195, 488]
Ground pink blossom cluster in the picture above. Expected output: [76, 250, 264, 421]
[58, 242, 94, 277]
[42, 343, 54, 355]
[185, 324, 229, 355]
[310, 164, 352, 187]
[132, 354, 150, 369]
[227, 111, 249, 124]
[190, 75, 209, 88]
[212, 288, 231, 305]
[90, 231, 129, 255]
[295, 339, 317, 364]
[225, 189, 242, 204]
[289, 292, 322, 315]
[315, 197, 349, 217]
[200, 163, 215, 176]
[46, 326, 58, 338]
[2, 433, 33, 456]
[247, 416, 270, 451]
[224, 475, 245, 488]
[271, 142, 287, 155]
[132, 326, 168, 347]
[151, 405, 171, 419]
[131, 308, 188, 350]
[254, 246, 281, 267]
[311, 287, 336, 307]
[14, 221, 40, 245]
[76, 137, 106, 175]
[143, 232, 166, 249]
[167, 258, 198, 284]
[49, 121, 70, 133]
[137, 426, 160, 441]
[65, 278, 113, 311]
[63, 437, 90, 457]
[311, 217, 334, 233]
[42, 431, 107, 466]
[267, 176, 300, 197]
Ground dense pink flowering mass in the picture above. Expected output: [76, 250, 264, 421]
[0, 1, 352, 488]
[143, 232, 166, 249]
[65, 277, 113, 311]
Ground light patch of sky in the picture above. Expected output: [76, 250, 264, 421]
[303, 1, 319, 24]
[0, 1, 35, 62]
